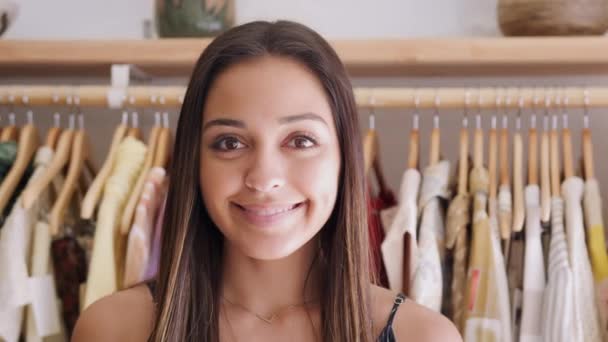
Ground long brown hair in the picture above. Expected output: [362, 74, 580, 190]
[149, 20, 373, 341]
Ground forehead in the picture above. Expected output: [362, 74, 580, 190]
[202, 55, 333, 126]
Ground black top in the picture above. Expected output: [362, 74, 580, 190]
[146, 281, 405, 341]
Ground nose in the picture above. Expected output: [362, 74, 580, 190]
[244, 147, 286, 193]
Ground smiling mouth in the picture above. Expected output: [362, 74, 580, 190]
[233, 201, 306, 217]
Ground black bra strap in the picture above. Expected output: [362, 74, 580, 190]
[385, 293, 406, 328]
[146, 281, 157, 302]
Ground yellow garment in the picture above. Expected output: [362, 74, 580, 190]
[83, 137, 147, 309]
[583, 178, 608, 339]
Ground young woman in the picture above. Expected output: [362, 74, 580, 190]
[73, 20, 461, 341]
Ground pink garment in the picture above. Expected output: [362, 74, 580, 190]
[144, 195, 166, 281]
[123, 168, 167, 288]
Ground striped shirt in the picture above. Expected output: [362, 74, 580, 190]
[542, 197, 576, 342]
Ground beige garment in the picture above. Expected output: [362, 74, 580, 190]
[380, 168, 420, 294]
[83, 137, 147, 308]
[464, 167, 509, 341]
[446, 193, 470, 333]
[583, 178, 608, 340]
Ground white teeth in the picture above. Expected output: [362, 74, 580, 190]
[242, 203, 299, 216]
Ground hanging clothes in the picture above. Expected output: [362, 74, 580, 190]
[0, 140, 34, 227]
[411, 160, 450, 311]
[380, 168, 420, 295]
[562, 177, 602, 341]
[0, 146, 63, 342]
[520, 185, 546, 342]
[463, 166, 508, 341]
[583, 178, 608, 339]
[123, 167, 167, 288]
[366, 181, 396, 288]
[83, 136, 147, 309]
[541, 197, 577, 342]
[50, 177, 94, 340]
[144, 193, 167, 281]
[446, 190, 470, 333]
[487, 194, 512, 342]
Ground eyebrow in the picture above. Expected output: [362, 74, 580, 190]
[202, 112, 328, 133]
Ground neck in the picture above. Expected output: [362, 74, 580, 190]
[220, 237, 322, 316]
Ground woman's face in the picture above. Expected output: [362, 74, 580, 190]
[200, 55, 341, 260]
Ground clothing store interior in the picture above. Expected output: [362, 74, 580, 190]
[2, 0, 608, 341]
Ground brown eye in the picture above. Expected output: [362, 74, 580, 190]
[288, 135, 317, 149]
[212, 136, 245, 151]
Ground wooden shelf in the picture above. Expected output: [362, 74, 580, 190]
[2, 37, 608, 77]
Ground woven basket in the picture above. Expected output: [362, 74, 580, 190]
[498, 0, 608, 36]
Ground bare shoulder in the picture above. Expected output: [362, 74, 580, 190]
[371, 285, 462, 342]
[72, 284, 155, 342]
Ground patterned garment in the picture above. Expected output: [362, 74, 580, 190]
[446, 193, 470, 333]
[123, 167, 167, 288]
[412, 160, 450, 312]
[562, 177, 602, 341]
[381, 168, 420, 295]
[542, 197, 576, 342]
[50, 234, 88, 337]
[464, 166, 511, 341]
[520, 185, 546, 342]
[367, 182, 397, 288]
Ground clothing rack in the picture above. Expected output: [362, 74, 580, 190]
[0, 85, 606, 109]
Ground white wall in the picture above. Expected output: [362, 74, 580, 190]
[4, 0, 500, 39]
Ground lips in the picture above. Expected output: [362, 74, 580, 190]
[232, 200, 307, 227]
[235, 202, 305, 216]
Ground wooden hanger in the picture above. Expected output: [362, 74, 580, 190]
[80, 113, 129, 219]
[512, 114, 525, 233]
[0, 113, 18, 142]
[119, 113, 162, 235]
[49, 115, 87, 236]
[550, 116, 560, 198]
[540, 115, 551, 222]
[489, 117, 498, 214]
[45, 113, 62, 149]
[363, 110, 388, 193]
[407, 114, 419, 170]
[126, 112, 142, 140]
[499, 116, 511, 241]
[429, 114, 440, 167]
[582, 114, 594, 181]
[457, 117, 469, 196]
[563, 115, 574, 180]
[0, 114, 38, 214]
[21, 117, 76, 209]
[528, 116, 538, 186]
[473, 115, 483, 171]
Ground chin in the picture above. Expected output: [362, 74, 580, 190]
[234, 235, 311, 261]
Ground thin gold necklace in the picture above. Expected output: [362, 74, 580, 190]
[221, 295, 317, 324]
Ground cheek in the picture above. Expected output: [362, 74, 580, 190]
[291, 150, 341, 212]
[199, 154, 242, 215]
